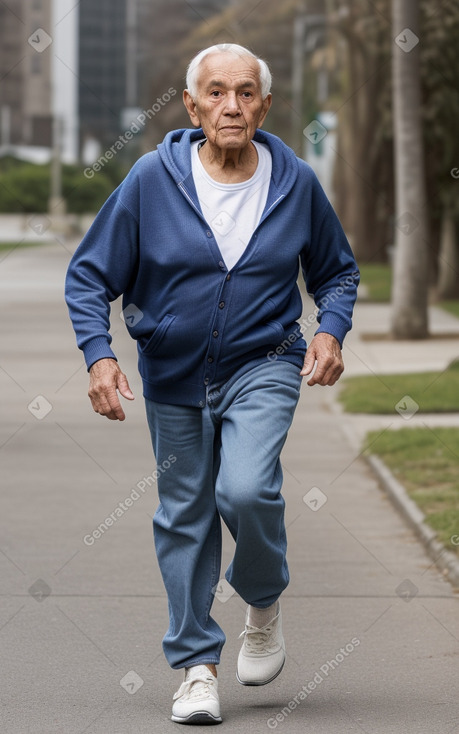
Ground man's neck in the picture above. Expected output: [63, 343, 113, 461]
[198, 140, 258, 184]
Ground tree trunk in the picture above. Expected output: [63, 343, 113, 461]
[351, 64, 389, 263]
[344, 2, 368, 262]
[438, 211, 459, 299]
[390, 0, 429, 338]
[336, 0, 391, 264]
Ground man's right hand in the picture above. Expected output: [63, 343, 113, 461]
[88, 358, 135, 421]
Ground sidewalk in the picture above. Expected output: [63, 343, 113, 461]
[328, 296, 459, 440]
[1, 242, 458, 734]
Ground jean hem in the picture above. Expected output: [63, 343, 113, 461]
[171, 658, 221, 670]
[247, 596, 282, 610]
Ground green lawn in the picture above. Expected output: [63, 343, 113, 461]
[366, 427, 459, 554]
[440, 300, 459, 319]
[357, 265, 459, 319]
[0, 240, 52, 252]
[358, 263, 392, 302]
[339, 362, 459, 414]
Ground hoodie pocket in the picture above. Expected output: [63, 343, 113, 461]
[266, 319, 285, 342]
[139, 314, 176, 356]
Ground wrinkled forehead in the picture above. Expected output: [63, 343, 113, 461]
[196, 52, 261, 91]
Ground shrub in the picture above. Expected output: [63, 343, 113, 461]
[0, 160, 123, 213]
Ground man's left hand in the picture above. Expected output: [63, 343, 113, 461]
[300, 333, 344, 386]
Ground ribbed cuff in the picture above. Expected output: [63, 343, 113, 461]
[315, 311, 349, 348]
[82, 336, 117, 371]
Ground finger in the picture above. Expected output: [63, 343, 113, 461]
[89, 392, 105, 415]
[99, 397, 122, 420]
[117, 373, 135, 400]
[103, 408, 121, 421]
[300, 353, 317, 376]
[92, 386, 126, 421]
[327, 364, 344, 386]
[104, 387, 126, 421]
[315, 361, 344, 386]
[307, 355, 341, 385]
[306, 359, 328, 385]
[92, 393, 122, 420]
[89, 381, 127, 420]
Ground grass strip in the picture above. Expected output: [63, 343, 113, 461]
[358, 263, 392, 302]
[366, 427, 459, 555]
[0, 240, 52, 252]
[339, 362, 459, 414]
[439, 301, 459, 319]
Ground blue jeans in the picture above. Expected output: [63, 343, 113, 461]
[145, 359, 302, 669]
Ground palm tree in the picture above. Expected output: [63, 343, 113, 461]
[390, 0, 429, 338]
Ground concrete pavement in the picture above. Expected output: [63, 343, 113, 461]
[1, 241, 458, 733]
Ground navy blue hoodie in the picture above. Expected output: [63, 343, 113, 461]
[65, 127, 359, 407]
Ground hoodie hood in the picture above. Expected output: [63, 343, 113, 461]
[156, 127, 300, 202]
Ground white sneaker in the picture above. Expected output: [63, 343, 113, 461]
[171, 664, 222, 724]
[237, 602, 285, 686]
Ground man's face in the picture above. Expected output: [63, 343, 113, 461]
[183, 52, 272, 150]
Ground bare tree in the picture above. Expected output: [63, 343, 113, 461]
[390, 0, 429, 338]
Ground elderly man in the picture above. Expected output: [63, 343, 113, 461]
[65, 44, 358, 725]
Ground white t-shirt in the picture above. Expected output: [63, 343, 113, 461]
[191, 139, 272, 270]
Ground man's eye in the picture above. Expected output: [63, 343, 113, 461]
[211, 91, 221, 97]
[242, 92, 253, 99]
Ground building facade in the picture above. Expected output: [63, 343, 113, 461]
[0, 0, 53, 149]
[78, 0, 127, 154]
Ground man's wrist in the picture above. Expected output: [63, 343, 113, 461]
[83, 336, 117, 371]
[312, 331, 341, 346]
[89, 357, 118, 372]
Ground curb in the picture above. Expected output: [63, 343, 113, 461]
[366, 453, 459, 589]
[326, 392, 459, 589]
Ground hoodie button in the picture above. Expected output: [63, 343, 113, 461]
[212, 330, 219, 338]
[207, 356, 214, 363]
[206, 231, 212, 237]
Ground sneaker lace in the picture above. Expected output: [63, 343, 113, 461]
[238, 622, 276, 653]
[173, 674, 214, 702]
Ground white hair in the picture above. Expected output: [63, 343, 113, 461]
[186, 44, 272, 100]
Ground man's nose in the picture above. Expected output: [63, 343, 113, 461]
[224, 92, 241, 114]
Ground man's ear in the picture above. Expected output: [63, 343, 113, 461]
[257, 93, 272, 129]
[183, 90, 201, 128]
